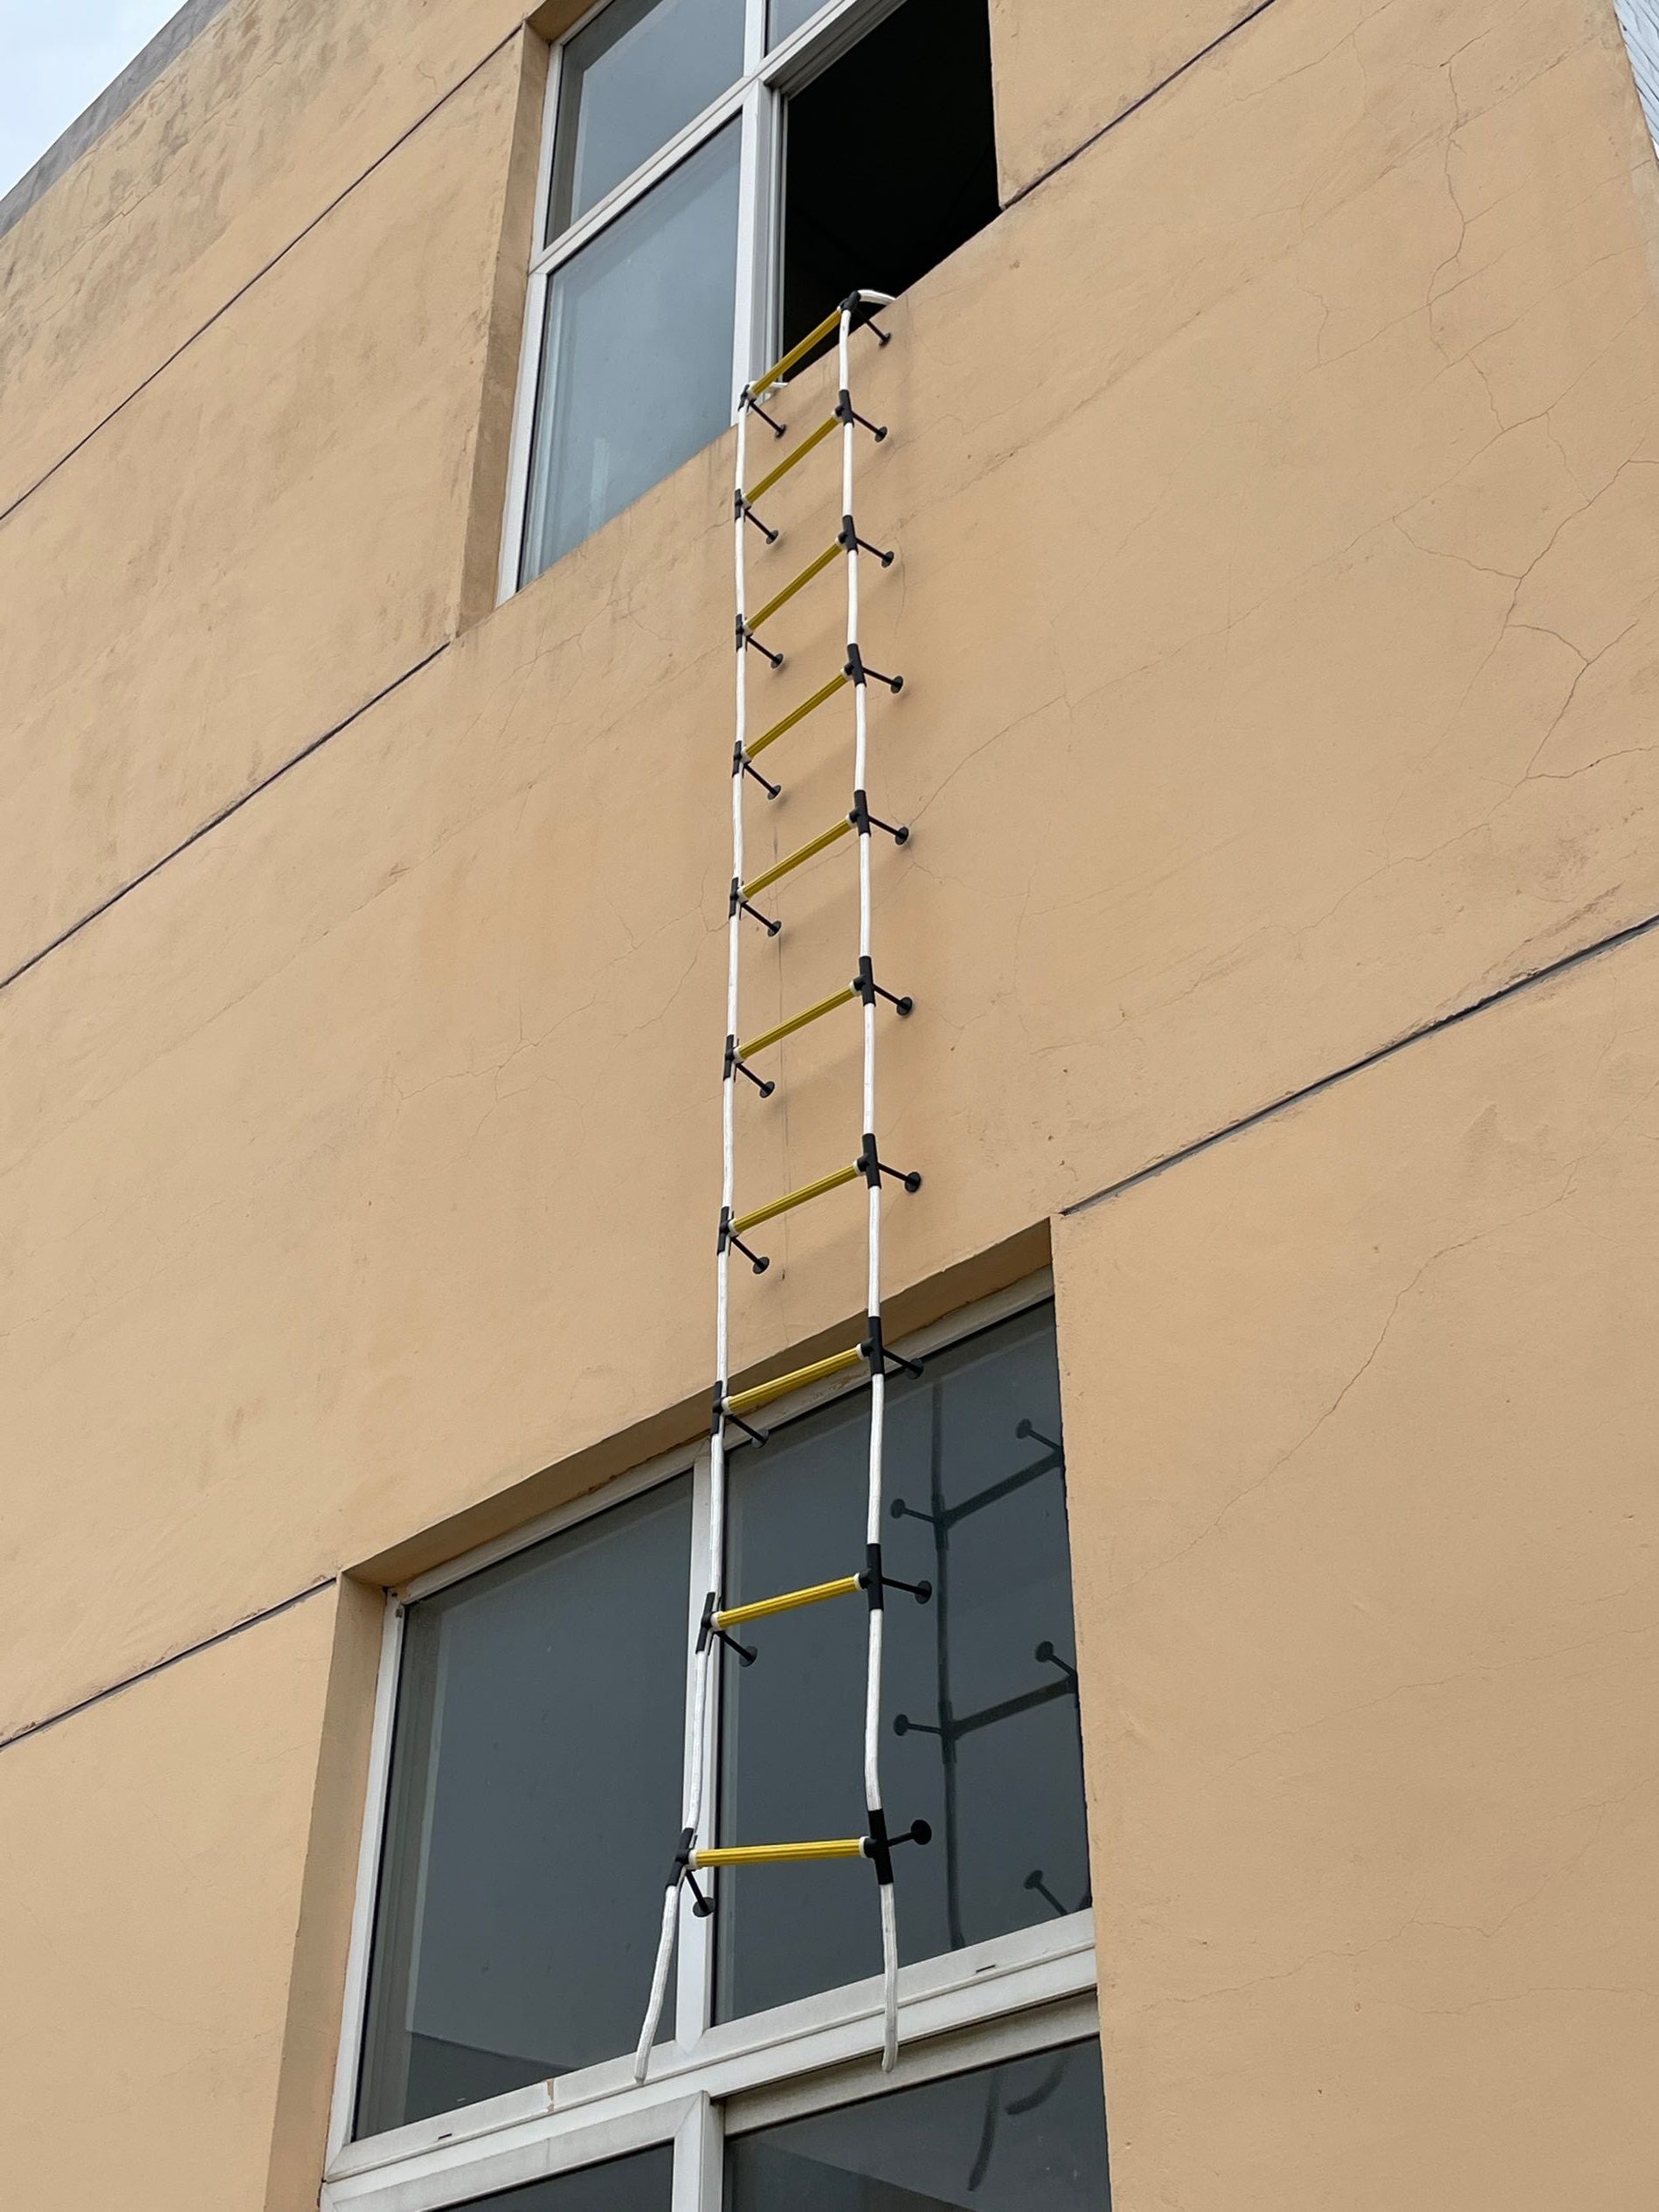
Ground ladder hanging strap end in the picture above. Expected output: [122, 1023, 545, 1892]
[747, 670, 850, 761]
[742, 816, 853, 900]
[715, 1573, 861, 1628]
[748, 542, 842, 634]
[724, 1342, 864, 1417]
[743, 413, 838, 507]
[738, 983, 857, 1061]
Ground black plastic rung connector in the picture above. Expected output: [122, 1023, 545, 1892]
[730, 876, 782, 933]
[838, 514, 895, 567]
[835, 388, 888, 441]
[859, 1541, 932, 1613]
[849, 789, 909, 845]
[718, 1205, 771, 1275]
[696, 1590, 758, 1669]
[853, 955, 913, 1017]
[857, 1130, 923, 1194]
[843, 642, 903, 693]
[865, 1805, 931, 1886]
[840, 294, 894, 346]
[861, 1313, 925, 1384]
[724, 1034, 776, 1099]
[722, 1218, 770, 1275]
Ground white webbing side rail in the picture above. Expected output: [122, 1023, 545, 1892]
[633, 290, 921, 2087]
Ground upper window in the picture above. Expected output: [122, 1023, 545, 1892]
[328, 1293, 1103, 2211]
[506, 0, 999, 591]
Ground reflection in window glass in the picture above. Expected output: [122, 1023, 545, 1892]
[522, 126, 742, 585]
[354, 1478, 693, 2137]
[550, 0, 746, 238]
[768, 0, 826, 44]
[447, 2146, 675, 2212]
[727, 2042, 1111, 2209]
[716, 1304, 1089, 2022]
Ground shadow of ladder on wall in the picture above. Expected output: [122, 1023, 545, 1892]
[632, 291, 932, 2084]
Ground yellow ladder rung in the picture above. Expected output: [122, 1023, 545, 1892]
[725, 1343, 864, 1417]
[715, 1574, 861, 1628]
[738, 985, 856, 1062]
[742, 818, 852, 900]
[730, 1165, 859, 1239]
[750, 308, 845, 398]
[748, 543, 841, 634]
[747, 672, 849, 761]
[694, 1838, 867, 1867]
[744, 415, 837, 508]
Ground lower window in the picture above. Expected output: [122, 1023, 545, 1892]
[727, 2041, 1109, 2209]
[328, 1286, 1101, 2212]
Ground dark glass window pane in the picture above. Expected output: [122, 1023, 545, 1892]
[355, 1477, 693, 2137]
[522, 125, 741, 583]
[549, 0, 746, 238]
[778, 0, 999, 357]
[447, 2146, 674, 2212]
[727, 2041, 1110, 2210]
[716, 1304, 1089, 2022]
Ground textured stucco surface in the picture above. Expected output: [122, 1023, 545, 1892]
[3, 0, 1658, 2203]
[1055, 926, 1659, 2211]
[0, 39, 525, 978]
[0, 1586, 351, 2211]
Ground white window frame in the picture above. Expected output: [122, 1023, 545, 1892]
[497, 0, 916, 604]
[322, 1269, 1099, 2212]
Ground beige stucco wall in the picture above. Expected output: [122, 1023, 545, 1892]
[0, 1580, 377, 2212]
[3, 0, 1657, 2202]
[1055, 923, 1659, 2210]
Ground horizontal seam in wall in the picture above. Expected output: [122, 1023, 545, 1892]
[0, 1577, 336, 1755]
[0, 26, 520, 536]
[0, 639, 450, 999]
[1062, 903, 1659, 1219]
[1004, 0, 1285, 211]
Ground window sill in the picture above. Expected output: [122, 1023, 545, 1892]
[326, 1913, 1096, 2202]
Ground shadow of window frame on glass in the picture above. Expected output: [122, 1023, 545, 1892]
[323, 1275, 1097, 2212]
[499, 0, 998, 598]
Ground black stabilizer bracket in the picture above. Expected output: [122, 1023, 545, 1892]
[719, 1205, 771, 1275]
[859, 1540, 932, 1613]
[844, 642, 903, 693]
[697, 1589, 757, 1669]
[713, 1382, 770, 1449]
[746, 395, 788, 438]
[864, 1805, 932, 1886]
[730, 876, 782, 935]
[724, 1033, 776, 1099]
[840, 292, 893, 345]
[857, 1130, 923, 1194]
[835, 388, 888, 442]
[849, 789, 909, 845]
[839, 514, 895, 567]
[861, 1313, 925, 1384]
[853, 955, 913, 1017]
[737, 617, 785, 670]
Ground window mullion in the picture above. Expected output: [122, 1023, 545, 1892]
[743, 0, 766, 75]
[730, 80, 777, 409]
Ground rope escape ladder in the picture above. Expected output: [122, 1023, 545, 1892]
[632, 292, 930, 2084]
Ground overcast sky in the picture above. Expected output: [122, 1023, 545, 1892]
[0, 0, 183, 200]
